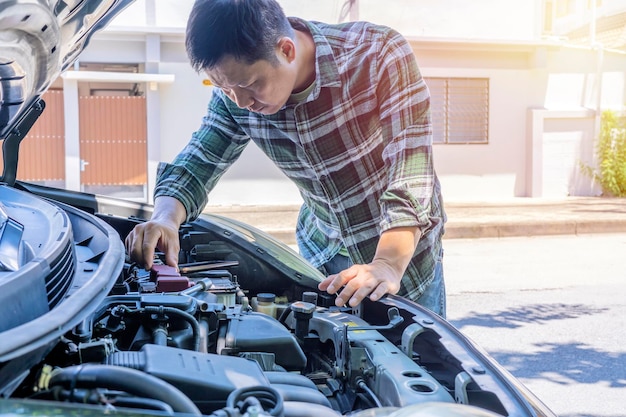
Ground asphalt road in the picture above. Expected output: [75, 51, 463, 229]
[444, 233, 626, 417]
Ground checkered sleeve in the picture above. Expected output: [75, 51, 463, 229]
[376, 28, 435, 233]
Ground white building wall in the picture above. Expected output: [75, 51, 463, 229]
[279, 0, 544, 40]
[415, 44, 541, 200]
[432, 66, 535, 200]
[153, 0, 194, 27]
[108, 0, 545, 39]
[156, 62, 210, 163]
[416, 43, 624, 200]
[80, 39, 147, 62]
[71, 0, 626, 204]
[358, 0, 542, 40]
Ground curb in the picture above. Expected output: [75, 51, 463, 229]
[443, 219, 626, 239]
[206, 197, 626, 245]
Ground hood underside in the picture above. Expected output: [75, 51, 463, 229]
[0, 0, 132, 142]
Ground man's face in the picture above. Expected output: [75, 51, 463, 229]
[205, 53, 297, 115]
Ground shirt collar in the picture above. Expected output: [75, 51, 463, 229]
[288, 17, 341, 92]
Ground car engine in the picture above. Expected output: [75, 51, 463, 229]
[0, 184, 548, 417]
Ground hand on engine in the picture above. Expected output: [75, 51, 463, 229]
[318, 259, 402, 307]
[124, 196, 187, 270]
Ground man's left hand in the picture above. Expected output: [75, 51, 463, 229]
[318, 259, 402, 307]
[318, 226, 421, 307]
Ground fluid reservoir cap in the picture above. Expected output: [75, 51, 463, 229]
[302, 291, 318, 304]
[257, 293, 276, 303]
[290, 301, 316, 314]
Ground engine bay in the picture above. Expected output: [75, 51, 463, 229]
[0, 184, 538, 417]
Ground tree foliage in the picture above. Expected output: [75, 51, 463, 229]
[581, 110, 626, 197]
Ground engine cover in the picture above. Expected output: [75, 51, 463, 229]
[107, 344, 269, 413]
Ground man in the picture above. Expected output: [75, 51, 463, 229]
[125, 0, 447, 317]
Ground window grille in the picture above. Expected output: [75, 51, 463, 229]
[425, 77, 489, 144]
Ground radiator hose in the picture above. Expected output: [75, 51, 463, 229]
[48, 364, 201, 415]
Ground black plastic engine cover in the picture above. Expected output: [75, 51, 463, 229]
[107, 344, 269, 413]
[223, 311, 307, 371]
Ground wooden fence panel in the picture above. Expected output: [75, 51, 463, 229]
[79, 96, 147, 186]
[4, 90, 66, 182]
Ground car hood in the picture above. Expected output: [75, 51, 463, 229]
[0, 0, 132, 169]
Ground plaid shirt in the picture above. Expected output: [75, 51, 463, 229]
[155, 18, 446, 300]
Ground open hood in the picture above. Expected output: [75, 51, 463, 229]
[0, 0, 132, 184]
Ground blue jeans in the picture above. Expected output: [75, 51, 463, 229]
[415, 256, 446, 319]
[320, 251, 446, 319]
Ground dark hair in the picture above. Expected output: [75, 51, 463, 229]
[185, 0, 294, 71]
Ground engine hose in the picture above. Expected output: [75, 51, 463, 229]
[48, 364, 201, 416]
[283, 401, 342, 417]
[143, 306, 201, 351]
[153, 325, 169, 346]
[357, 378, 383, 408]
[226, 386, 284, 417]
[42, 386, 175, 414]
[271, 383, 331, 407]
[108, 396, 175, 414]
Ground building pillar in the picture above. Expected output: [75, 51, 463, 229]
[62, 78, 81, 191]
[527, 108, 545, 197]
[145, 33, 161, 204]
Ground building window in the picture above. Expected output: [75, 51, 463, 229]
[425, 77, 489, 144]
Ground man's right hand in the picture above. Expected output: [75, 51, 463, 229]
[124, 196, 187, 270]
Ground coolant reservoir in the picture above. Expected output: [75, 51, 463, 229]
[253, 293, 277, 318]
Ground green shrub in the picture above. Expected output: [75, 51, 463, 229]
[581, 110, 626, 197]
